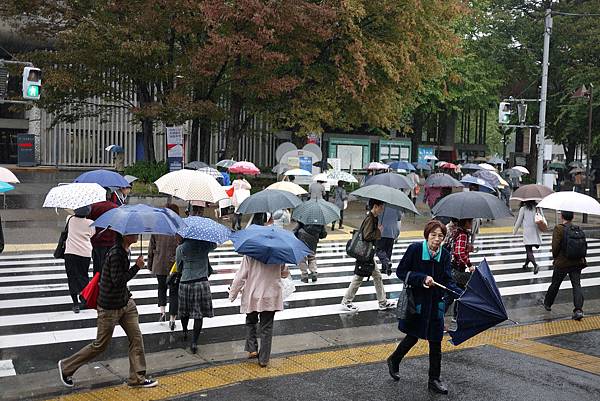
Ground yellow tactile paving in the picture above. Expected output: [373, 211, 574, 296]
[44, 315, 600, 401]
[495, 339, 600, 376]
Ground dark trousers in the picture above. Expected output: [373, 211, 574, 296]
[331, 210, 344, 230]
[544, 268, 584, 311]
[524, 245, 537, 266]
[232, 213, 242, 230]
[245, 311, 276, 365]
[169, 282, 179, 318]
[156, 275, 167, 307]
[64, 254, 90, 300]
[92, 246, 111, 275]
[389, 335, 441, 379]
[375, 237, 394, 268]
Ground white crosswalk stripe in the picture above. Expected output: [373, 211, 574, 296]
[0, 233, 598, 358]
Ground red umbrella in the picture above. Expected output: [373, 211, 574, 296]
[441, 162, 457, 169]
[229, 161, 260, 175]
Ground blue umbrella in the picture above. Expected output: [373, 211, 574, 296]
[413, 162, 432, 171]
[177, 216, 231, 245]
[91, 204, 186, 235]
[230, 225, 311, 265]
[0, 181, 15, 193]
[461, 163, 482, 171]
[389, 161, 416, 171]
[460, 175, 495, 191]
[75, 169, 129, 188]
[447, 259, 512, 346]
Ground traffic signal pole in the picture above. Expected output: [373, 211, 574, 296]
[536, 9, 552, 185]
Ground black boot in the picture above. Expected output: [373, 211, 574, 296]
[533, 263, 539, 275]
[386, 356, 400, 381]
[428, 378, 448, 394]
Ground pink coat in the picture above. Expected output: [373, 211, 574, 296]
[229, 256, 290, 313]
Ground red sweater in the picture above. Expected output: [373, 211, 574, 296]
[88, 201, 118, 248]
[452, 229, 472, 269]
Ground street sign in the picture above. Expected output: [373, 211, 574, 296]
[0, 63, 8, 99]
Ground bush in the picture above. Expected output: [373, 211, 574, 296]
[124, 161, 168, 183]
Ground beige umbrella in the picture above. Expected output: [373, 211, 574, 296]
[478, 163, 498, 172]
[267, 181, 307, 195]
[154, 169, 228, 203]
[0, 167, 19, 183]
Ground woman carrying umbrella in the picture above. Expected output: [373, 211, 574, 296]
[330, 180, 348, 230]
[64, 206, 96, 313]
[176, 238, 217, 354]
[147, 204, 180, 325]
[512, 200, 543, 274]
[447, 218, 474, 320]
[231, 175, 252, 230]
[386, 220, 462, 394]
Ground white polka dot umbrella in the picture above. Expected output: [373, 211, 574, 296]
[154, 169, 228, 203]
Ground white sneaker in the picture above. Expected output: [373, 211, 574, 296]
[128, 379, 159, 388]
[378, 301, 395, 311]
[341, 302, 359, 312]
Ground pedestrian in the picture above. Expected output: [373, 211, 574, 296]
[341, 199, 395, 312]
[574, 172, 584, 193]
[540, 211, 587, 320]
[512, 200, 543, 274]
[447, 218, 474, 320]
[386, 220, 462, 395]
[0, 213, 4, 254]
[330, 180, 348, 230]
[176, 237, 217, 353]
[294, 221, 327, 283]
[407, 171, 420, 204]
[147, 204, 180, 324]
[375, 205, 402, 276]
[58, 232, 157, 388]
[64, 206, 95, 313]
[309, 179, 326, 200]
[110, 186, 131, 206]
[87, 195, 118, 275]
[228, 255, 290, 367]
[272, 209, 291, 228]
[232, 175, 251, 230]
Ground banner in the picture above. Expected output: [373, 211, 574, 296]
[166, 126, 184, 171]
[299, 156, 313, 173]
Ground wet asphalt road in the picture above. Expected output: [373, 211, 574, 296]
[173, 345, 600, 401]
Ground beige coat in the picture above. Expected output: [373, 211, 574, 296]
[148, 234, 178, 276]
[229, 256, 289, 313]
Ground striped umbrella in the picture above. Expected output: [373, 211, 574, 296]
[292, 199, 340, 225]
[154, 169, 228, 202]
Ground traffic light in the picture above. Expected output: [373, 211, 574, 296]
[498, 102, 511, 124]
[22, 66, 42, 100]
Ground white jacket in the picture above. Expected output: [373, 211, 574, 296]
[513, 206, 542, 246]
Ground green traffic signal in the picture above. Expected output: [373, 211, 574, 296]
[27, 85, 40, 98]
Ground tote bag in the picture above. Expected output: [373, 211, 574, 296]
[346, 219, 375, 262]
[396, 271, 416, 320]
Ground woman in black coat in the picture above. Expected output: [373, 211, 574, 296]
[387, 219, 462, 395]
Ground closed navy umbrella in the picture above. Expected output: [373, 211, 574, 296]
[237, 189, 301, 215]
[447, 259, 513, 346]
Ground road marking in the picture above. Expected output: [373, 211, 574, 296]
[0, 359, 16, 377]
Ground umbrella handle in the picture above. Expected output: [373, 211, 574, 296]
[432, 280, 463, 297]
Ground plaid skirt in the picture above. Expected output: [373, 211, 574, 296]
[178, 280, 214, 319]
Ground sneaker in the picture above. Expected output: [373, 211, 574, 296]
[572, 310, 584, 321]
[378, 301, 395, 311]
[300, 277, 308, 283]
[537, 298, 551, 312]
[58, 360, 74, 388]
[311, 273, 317, 282]
[128, 379, 158, 388]
[341, 302, 359, 312]
[72, 305, 80, 314]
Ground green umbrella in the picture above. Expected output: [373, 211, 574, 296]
[548, 162, 566, 170]
[350, 184, 420, 214]
[292, 199, 340, 225]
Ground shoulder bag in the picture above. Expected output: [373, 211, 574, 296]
[346, 218, 375, 262]
[534, 208, 548, 232]
[396, 271, 416, 320]
[53, 216, 73, 259]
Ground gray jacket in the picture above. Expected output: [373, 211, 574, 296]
[331, 186, 347, 210]
[309, 182, 325, 200]
[380, 205, 402, 239]
[176, 239, 217, 282]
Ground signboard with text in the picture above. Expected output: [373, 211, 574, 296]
[166, 126, 184, 171]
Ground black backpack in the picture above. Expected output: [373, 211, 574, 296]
[562, 224, 587, 260]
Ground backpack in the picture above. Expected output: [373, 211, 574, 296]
[562, 224, 587, 260]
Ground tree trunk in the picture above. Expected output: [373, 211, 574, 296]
[199, 118, 211, 163]
[189, 118, 199, 162]
[225, 89, 243, 160]
[411, 112, 425, 162]
[563, 140, 576, 166]
[137, 82, 155, 162]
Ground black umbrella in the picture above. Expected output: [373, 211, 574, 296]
[237, 189, 301, 215]
[292, 199, 340, 225]
[431, 191, 512, 219]
[424, 173, 463, 188]
[363, 172, 412, 189]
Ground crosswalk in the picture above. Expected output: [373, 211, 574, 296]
[1, 233, 599, 375]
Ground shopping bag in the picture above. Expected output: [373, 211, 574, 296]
[80, 272, 100, 309]
[281, 276, 296, 300]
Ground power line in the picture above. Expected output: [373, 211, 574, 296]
[552, 11, 600, 17]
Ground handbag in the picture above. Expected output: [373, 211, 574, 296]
[346, 219, 375, 262]
[53, 216, 73, 259]
[534, 208, 548, 232]
[80, 272, 101, 309]
[396, 271, 416, 320]
[281, 275, 296, 300]
[354, 260, 376, 277]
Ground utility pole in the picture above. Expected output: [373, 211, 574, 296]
[587, 84, 594, 195]
[536, 9, 552, 185]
